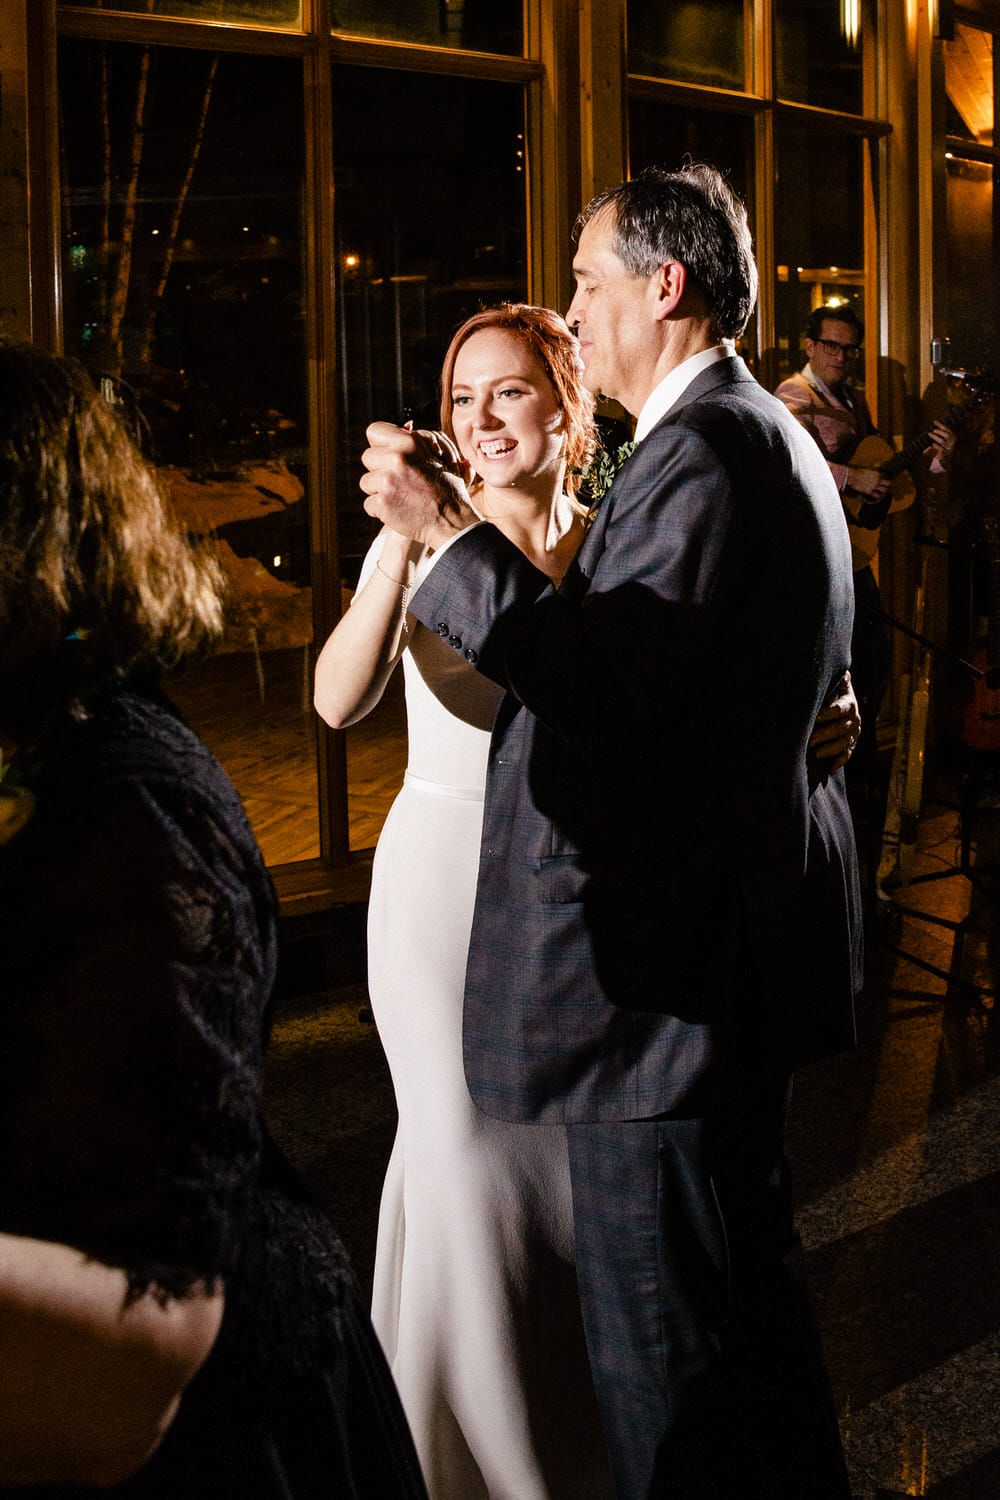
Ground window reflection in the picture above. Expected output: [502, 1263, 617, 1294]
[775, 0, 863, 114]
[627, 0, 746, 90]
[946, 157, 994, 371]
[629, 100, 750, 206]
[59, 39, 317, 866]
[330, 65, 527, 849]
[944, 21, 995, 372]
[60, 0, 302, 24]
[629, 101, 754, 363]
[332, 0, 522, 54]
[773, 127, 865, 384]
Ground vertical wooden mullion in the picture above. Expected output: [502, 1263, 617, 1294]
[525, 0, 575, 314]
[578, 0, 626, 204]
[303, 0, 349, 863]
[753, 0, 776, 387]
[28, 0, 63, 350]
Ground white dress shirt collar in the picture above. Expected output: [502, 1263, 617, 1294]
[801, 361, 852, 410]
[633, 343, 734, 443]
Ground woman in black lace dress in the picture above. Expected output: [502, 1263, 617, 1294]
[0, 343, 427, 1498]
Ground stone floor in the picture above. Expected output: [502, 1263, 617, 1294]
[264, 765, 1000, 1500]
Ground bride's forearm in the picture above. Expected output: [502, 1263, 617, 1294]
[313, 532, 419, 728]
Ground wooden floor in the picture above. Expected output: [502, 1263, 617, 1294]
[167, 645, 407, 867]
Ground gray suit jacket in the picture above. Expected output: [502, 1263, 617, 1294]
[408, 356, 862, 1122]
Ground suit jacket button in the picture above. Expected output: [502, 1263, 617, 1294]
[435, 621, 449, 636]
[465, 648, 478, 664]
[448, 634, 462, 648]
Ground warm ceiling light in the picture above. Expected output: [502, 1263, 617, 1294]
[841, 0, 860, 49]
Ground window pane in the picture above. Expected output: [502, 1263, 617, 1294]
[331, 65, 527, 849]
[774, 127, 865, 382]
[628, 0, 746, 91]
[60, 0, 302, 25]
[945, 155, 995, 370]
[946, 23, 994, 146]
[333, 1, 522, 55]
[629, 100, 751, 205]
[628, 101, 756, 363]
[775, 0, 863, 114]
[60, 38, 318, 867]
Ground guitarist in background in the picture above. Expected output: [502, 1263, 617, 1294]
[775, 304, 954, 901]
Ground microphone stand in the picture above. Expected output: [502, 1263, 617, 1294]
[869, 606, 984, 682]
[867, 567, 995, 1010]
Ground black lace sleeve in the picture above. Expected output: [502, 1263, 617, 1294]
[0, 697, 278, 1302]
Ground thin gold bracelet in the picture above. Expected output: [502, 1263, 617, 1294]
[376, 559, 407, 588]
[376, 559, 411, 631]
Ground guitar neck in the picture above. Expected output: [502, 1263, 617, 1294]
[881, 422, 945, 480]
[880, 386, 989, 480]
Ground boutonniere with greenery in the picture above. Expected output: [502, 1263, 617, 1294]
[575, 439, 637, 518]
[0, 746, 38, 847]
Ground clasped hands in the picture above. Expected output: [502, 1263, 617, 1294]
[361, 422, 478, 548]
[359, 423, 861, 770]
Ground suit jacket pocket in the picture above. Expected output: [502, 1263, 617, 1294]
[532, 855, 591, 904]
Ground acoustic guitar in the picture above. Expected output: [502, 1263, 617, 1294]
[958, 516, 1000, 753]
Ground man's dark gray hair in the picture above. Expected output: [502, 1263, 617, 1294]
[575, 162, 758, 340]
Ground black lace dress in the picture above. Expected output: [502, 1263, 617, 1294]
[0, 686, 426, 1498]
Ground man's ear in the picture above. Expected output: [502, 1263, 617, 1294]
[652, 260, 687, 321]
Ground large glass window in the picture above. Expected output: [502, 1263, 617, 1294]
[775, 0, 863, 115]
[55, 14, 532, 874]
[945, 155, 994, 371]
[628, 99, 754, 358]
[945, 22, 997, 371]
[60, 37, 317, 867]
[942, 22, 1000, 701]
[627, 0, 747, 91]
[331, 65, 527, 849]
[629, 100, 751, 206]
[773, 126, 865, 382]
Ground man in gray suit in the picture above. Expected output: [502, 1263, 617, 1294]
[362, 163, 861, 1498]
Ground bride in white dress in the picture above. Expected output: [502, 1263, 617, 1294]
[314, 305, 616, 1500]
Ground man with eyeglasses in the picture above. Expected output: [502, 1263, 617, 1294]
[775, 304, 954, 905]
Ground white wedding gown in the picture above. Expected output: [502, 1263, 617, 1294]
[362, 544, 613, 1500]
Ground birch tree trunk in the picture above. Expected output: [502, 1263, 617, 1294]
[136, 55, 219, 369]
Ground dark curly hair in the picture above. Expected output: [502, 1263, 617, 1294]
[0, 343, 224, 735]
[805, 304, 863, 345]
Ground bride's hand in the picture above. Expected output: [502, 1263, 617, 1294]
[406, 425, 469, 483]
[809, 671, 860, 771]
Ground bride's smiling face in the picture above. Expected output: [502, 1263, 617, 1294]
[449, 328, 566, 489]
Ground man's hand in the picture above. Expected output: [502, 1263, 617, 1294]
[361, 422, 478, 548]
[846, 465, 891, 501]
[927, 420, 956, 470]
[810, 671, 860, 772]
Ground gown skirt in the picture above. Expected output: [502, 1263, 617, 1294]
[365, 605, 613, 1500]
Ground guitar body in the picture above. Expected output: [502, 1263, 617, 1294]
[958, 648, 1000, 751]
[841, 434, 917, 569]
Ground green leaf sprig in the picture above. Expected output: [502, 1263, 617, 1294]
[575, 439, 637, 515]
